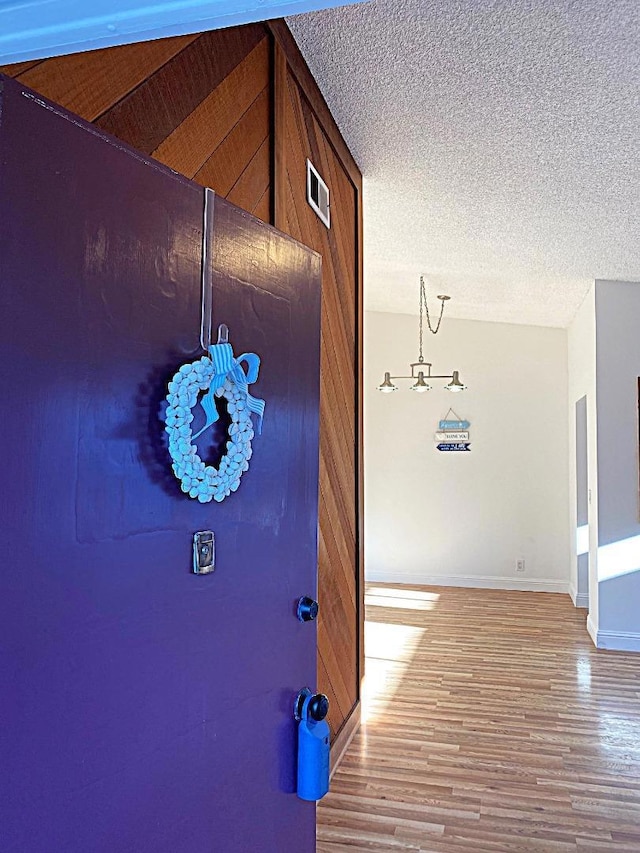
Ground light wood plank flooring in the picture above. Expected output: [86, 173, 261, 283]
[317, 584, 640, 852]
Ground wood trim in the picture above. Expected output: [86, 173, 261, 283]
[330, 700, 360, 776]
[271, 38, 288, 230]
[265, 19, 361, 189]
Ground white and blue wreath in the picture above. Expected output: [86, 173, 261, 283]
[164, 340, 265, 503]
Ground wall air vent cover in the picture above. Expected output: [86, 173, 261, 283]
[306, 159, 330, 229]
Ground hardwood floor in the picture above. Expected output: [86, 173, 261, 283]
[317, 584, 640, 852]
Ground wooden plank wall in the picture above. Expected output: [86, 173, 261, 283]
[0, 26, 272, 223]
[0, 21, 364, 750]
[276, 57, 359, 742]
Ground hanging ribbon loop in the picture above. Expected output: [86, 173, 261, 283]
[192, 341, 265, 440]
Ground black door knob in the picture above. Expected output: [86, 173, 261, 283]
[297, 596, 319, 622]
[308, 693, 329, 722]
[294, 687, 330, 722]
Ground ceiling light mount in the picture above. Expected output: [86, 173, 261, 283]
[377, 276, 466, 394]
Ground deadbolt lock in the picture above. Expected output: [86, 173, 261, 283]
[193, 531, 215, 574]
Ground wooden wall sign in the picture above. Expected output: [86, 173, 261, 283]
[436, 409, 471, 452]
[439, 418, 470, 430]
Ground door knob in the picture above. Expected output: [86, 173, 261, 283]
[294, 687, 329, 721]
[297, 596, 319, 622]
[308, 693, 329, 722]
[294, 687, 330, 801]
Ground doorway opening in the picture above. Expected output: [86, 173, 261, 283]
[575, 394, 590, 608]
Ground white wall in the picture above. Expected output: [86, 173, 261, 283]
[365, 311, 570, 592]
[593, 280, 640, 647]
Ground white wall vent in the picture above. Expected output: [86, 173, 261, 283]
[306, 159, 330, 229]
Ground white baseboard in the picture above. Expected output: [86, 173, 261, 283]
[366, 571, 568, 594]
[587, 615, 640, 652]
[569, 585, 589, 608]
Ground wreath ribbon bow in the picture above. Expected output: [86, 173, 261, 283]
[193, 342, 265, 440]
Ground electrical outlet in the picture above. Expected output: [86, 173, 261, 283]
[516, 559, 526, 573]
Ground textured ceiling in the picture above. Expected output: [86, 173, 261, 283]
[287, 0, 640, 327]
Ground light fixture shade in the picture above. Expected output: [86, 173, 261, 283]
[377, 371, 398, 393]
[445, 370, 466, 392]
[410, 371, 431, 393]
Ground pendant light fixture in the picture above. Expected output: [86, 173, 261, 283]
[377, 276, 466, 393]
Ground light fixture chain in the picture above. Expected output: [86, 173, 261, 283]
[418, 277, 424, 362]
[421, 274, 445, 335]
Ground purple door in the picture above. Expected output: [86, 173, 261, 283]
[0, 77, 321, 853]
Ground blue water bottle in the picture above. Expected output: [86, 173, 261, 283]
[295, 688, 330, 801]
